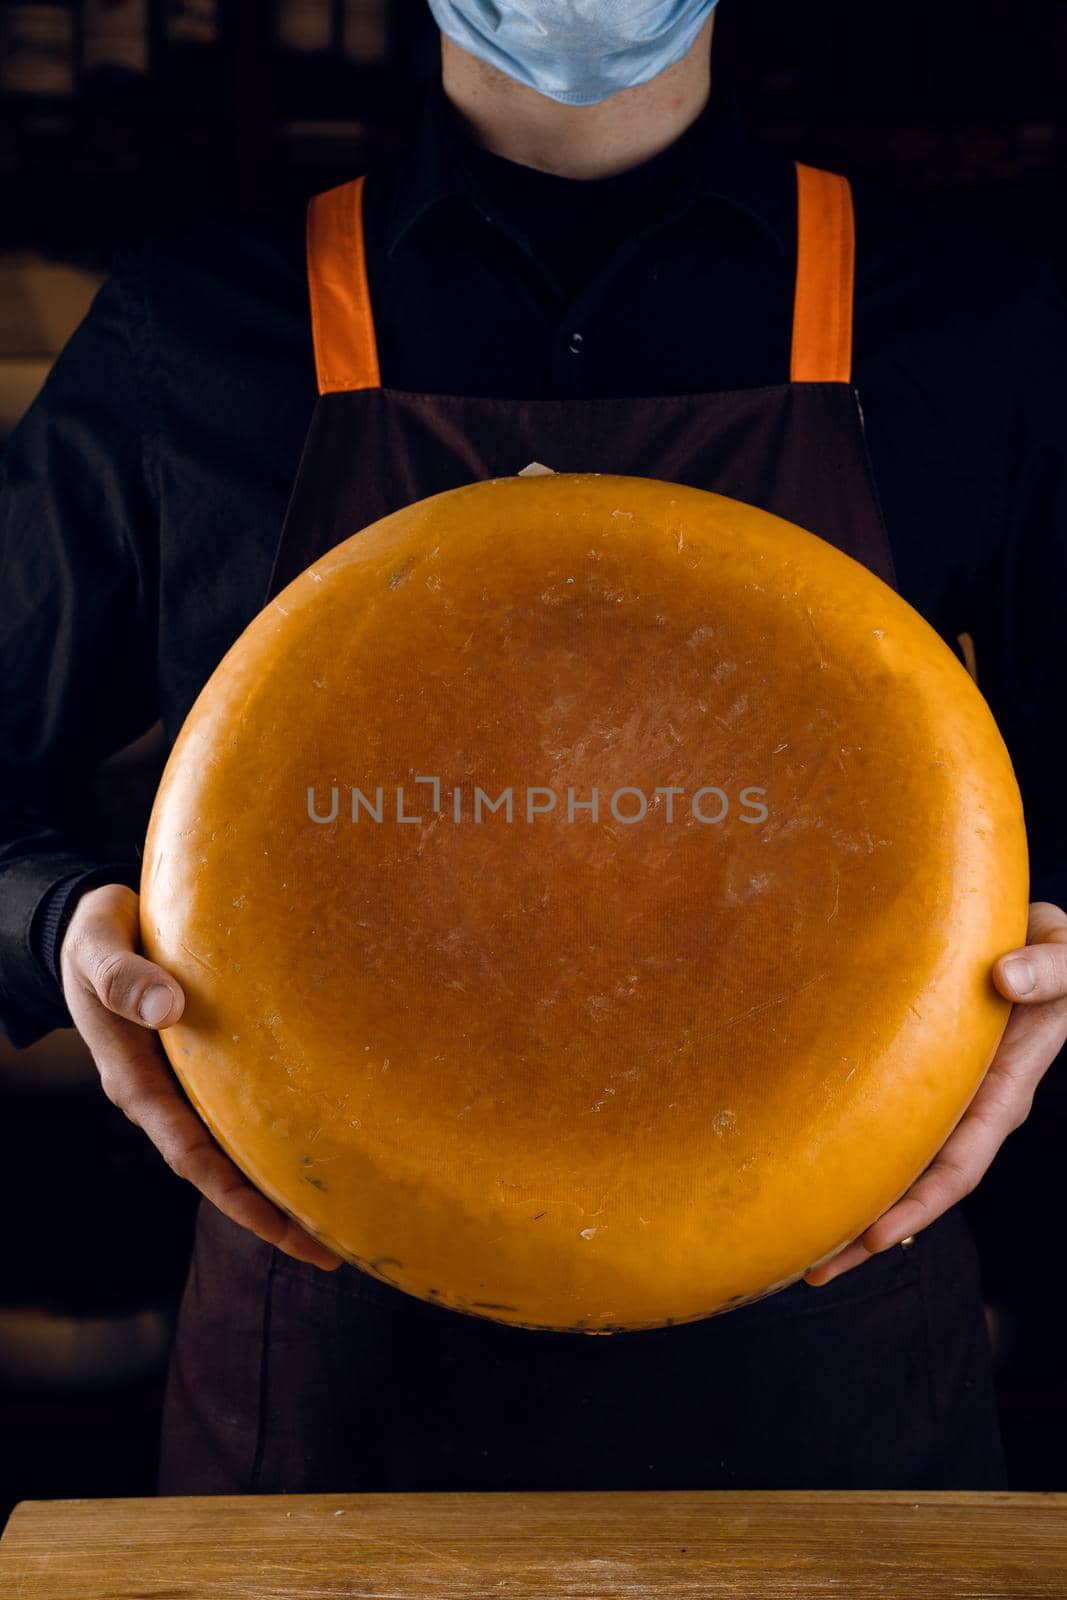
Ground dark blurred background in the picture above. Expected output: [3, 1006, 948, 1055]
[0, 0, 1064, 1523]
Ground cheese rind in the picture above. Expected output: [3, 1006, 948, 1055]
[140, 475, 1029, 1330]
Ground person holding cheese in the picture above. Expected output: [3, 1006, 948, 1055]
[1, 1, 1066, 1493]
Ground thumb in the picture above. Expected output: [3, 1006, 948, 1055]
[993, 901, 1067, 1005]
[85, 944, 186, 1028]
[63, 885, 186, 1029]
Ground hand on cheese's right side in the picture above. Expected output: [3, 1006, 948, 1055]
[59, 882, 343, 1272]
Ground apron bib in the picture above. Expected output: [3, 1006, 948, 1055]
[157, 164, 1005, 1495]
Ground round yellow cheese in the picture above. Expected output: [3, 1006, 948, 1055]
[140, 474, 1029, 1331]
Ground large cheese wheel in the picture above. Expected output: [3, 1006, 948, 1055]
[140, 474, 1028, 1331]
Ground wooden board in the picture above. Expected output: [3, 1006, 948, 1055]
[2, 1490, 1066, 1598]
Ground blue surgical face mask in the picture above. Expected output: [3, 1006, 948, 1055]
[425, 0, 720, 107]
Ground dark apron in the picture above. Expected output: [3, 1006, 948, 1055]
[157, 164, 1006, 1494]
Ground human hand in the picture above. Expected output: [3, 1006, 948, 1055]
[804, 900, 1067, 1287]
[60, 882, 342, 1271]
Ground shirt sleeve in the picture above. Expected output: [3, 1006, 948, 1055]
[0, 251, 160, 1049]
[970, 255, 1067, 922]
[31, 860, 145, 993]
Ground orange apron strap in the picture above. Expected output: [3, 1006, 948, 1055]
[307, 164, 850, 392]
[790, 163, 855, 385]
[307, 174, 382, 395]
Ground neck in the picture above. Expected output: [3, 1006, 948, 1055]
[439, 18, 716, 181]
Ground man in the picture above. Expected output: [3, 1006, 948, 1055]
[2, 1, 1066, 1492]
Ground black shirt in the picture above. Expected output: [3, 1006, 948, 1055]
[457, 86, 729, 305]
[2, 76, 1065, 1048]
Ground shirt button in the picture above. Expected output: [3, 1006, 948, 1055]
[568, 331, 584, 355]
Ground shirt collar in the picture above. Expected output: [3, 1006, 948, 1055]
[385, 74, 791, 263]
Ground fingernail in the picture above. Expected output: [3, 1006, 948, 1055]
[139, 985, 174, 1025]
[1002, 958, 1036, 997]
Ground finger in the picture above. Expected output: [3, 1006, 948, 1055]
[810, 905, 1067, 1289]
[73, 997, 343, 1271]
[994, 901, 1067, 1004]
[857, 1142, 981, 1257]
[64, 903, 186, 1029]
[863, 1047, 1040, 1245]
[128, 1060, 345, 1270]
[803, 1236, 877, 1286]
[805, 1030, 1047, 1288]
[135, 1085, 345, 1272]
[980, 982, 1067, 1100]
[86, 946, 185, 1027]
